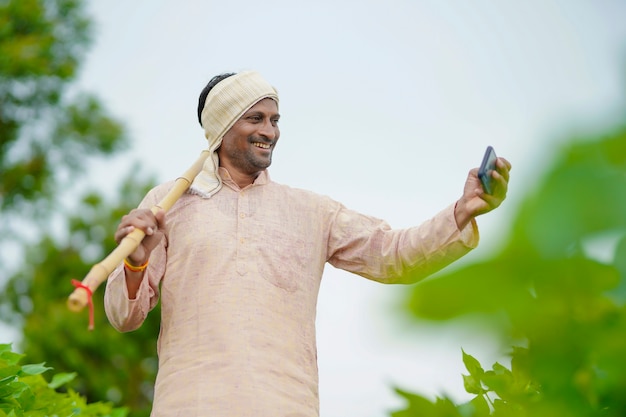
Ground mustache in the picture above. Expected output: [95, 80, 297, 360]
[248, 136, 276, 145]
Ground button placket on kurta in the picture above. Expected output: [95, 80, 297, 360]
[236, 190, 249, 275]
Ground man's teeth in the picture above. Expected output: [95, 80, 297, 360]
[253, 143, 270, 149]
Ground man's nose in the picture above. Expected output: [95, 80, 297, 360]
[258, 119, 278, 139]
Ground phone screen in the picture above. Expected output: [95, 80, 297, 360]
[478, 146, 497, 194]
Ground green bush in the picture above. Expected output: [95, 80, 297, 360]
[392, 127, 626, 416]
[0, 343, 128, 417]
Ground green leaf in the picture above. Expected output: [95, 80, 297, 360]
[6, 381, 28, 399]
[0, 366, 21, 382]
[0, 381, 19, 399]
[0, 352, 25, 367]
[0, 375, 16, 386]
[482, 369, 512, 398]
[463, 374, 483, 395]
[462, 350, 484, 379]
[464, 395, 490, 417]
[48, 372, 76, 390]
[19, 363, 51, 376]
[433, 397, 464, 416]
[492, 362, 509, 374]
[392, 387, 436, 414]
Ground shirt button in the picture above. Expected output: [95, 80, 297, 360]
[239, 238, 245, 244]
[240, 213, 246, 218]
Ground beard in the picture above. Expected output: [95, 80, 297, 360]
[220, 135, 275, 174]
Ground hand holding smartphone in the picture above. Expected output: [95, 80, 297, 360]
[478, 146, 497, 194]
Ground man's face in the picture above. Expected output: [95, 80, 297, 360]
[217, 98, 280, 175]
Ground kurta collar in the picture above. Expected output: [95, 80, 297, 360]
[218, 167, 270, 191]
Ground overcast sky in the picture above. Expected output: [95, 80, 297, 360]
[66, 1, 626, 415]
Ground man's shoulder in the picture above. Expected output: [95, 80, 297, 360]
[135, 180, 179, 206]
[148, 180, 178, 198]
[267, 180, 341, 207]
[268, 178, 315, 195]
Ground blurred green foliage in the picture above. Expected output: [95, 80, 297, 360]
[0, 0, 125, 221]
[0, 0, 159, 416]
[4, 1, 626, 416]
[392, 126, 626, 416]
[0, 343, 127, 416]
[2, 178, 160, 417]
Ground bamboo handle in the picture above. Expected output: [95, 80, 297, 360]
[67, 150, 210, 312]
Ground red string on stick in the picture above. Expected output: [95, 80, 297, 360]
[71, 280, 94, 331]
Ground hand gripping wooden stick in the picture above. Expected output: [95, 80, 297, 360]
[67, 150, 210, 313]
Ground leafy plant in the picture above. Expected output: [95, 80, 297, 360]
[391, 124, 626, 416]
[0, 343, 127, 416]
[0, 0, 159, 415]
[1, 175, 159, 417]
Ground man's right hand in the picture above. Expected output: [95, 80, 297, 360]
[115, 208, 166, 266]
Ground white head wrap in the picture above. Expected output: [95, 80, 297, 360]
[189, 70, 279, 198]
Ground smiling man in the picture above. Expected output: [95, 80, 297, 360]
[104, 70, 511, 417]
[217, 96, 280, 187]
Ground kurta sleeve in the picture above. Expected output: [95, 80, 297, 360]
[104, 187, 168, 332]
[327, 203, 479, 284]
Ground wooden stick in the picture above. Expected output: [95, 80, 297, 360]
[67, 150, 210, 312]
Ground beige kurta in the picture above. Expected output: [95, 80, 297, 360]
[104, 168, 479, 417]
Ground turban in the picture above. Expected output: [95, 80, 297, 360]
[189, 71, 279, 198]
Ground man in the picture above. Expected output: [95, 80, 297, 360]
[104, 70, 511, 417]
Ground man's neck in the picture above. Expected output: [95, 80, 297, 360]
[220, 166, 263, 189]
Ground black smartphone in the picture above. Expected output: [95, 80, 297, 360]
[478, 146, 497, 194]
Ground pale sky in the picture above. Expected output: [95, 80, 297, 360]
[66, 1, 626, 416]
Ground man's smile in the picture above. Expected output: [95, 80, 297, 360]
[252, 142, 271, 149]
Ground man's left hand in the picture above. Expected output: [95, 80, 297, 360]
[454, 156, 512, 229]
